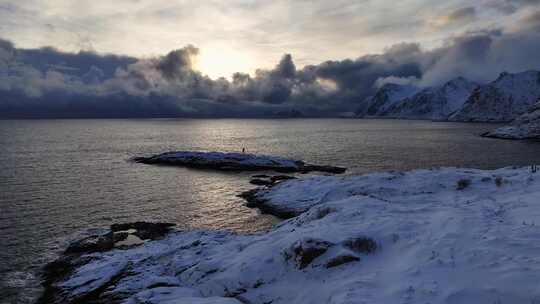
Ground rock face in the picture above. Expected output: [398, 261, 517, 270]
[450, 71, 540, 122]
[133, 151, 346, 174]
[39, 167, 540, 304]
[483, 100, 540, 139]
[382, 77, 477, 120]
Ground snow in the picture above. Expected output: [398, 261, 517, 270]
[53, 167, 540, 304]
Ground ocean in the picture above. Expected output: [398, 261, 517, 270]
[1, 118, 539, 303]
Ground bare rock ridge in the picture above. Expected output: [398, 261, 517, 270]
[133, 151, 347, 174]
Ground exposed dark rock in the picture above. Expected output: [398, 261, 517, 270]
[299, 165, 347, 174]
[250, 178, 273, 186]
[456, 179, 471, 190]
[249, 175, 297, 187]
[311, 206, 337, 220]
[270, 175, 297, 183]
[252, 174, 271, 178]
[325, 254, 360, 268]
[65, 232, 115, 255]
[343, 237, 378, 254]
[111, 222, 176, 240]
[284, 238, 333, 269]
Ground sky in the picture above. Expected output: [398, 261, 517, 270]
[0, 0, 537, 78]
[0, 0, 540, 117]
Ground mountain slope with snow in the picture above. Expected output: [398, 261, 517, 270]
[357, 83, 419, 117]
[450, 71, 540, 122]
[381, 77, 477, 120]
[356, 71, 540, 122]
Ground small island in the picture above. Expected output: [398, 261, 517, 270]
[133, 151, 347, 174]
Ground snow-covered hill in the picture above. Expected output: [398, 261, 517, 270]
[483, 100, 540, 139]
[43, 167, 540, 304]
[381, 77, 477, 120]
[449, 71, 540, 122]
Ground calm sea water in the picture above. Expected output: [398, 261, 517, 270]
[1, 118, 540, 303]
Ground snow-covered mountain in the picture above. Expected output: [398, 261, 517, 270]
[356, 70, 540, 123]
[483, 100, 540, 139]
[380, 77, 477, 120]
[449, 70, 540, 122]
[356, 83, 419, 117]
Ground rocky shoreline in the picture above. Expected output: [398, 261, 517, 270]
[38, 222, 176, 304]
[133, 151, 346, 174]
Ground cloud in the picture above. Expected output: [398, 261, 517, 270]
[432, 7, 477, 28]
[517, 10, 540, 31]
[489, 0, 540, 14]
[375, 76, 420, 88]
[1, 16, 540, 118]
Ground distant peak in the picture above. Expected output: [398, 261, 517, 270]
[446, 76, 467, 84]
[442, 76, 474, 90]
[499, 71, 510, 78]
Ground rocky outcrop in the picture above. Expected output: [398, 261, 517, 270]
[133, 151, 346, 174]
[482, 100, 540, 139]
[38, 222, 176, 304]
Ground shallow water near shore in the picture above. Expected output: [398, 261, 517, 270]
[1, 118, 540, 303]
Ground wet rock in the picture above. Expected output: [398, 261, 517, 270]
[249, 175, 297, 187]
[270, 175, 297, 183]
[249, 178, 273, 186]
[111, 222, 176, 240]
[300, 165, 347, 174]
[65, 232, 115, 254]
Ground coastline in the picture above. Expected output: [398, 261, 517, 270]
[39, 166, 540, 304]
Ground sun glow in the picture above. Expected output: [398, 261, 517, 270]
[195, 47, 258, 80]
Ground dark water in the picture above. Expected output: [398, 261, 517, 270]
[1, 118, 540, 303]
